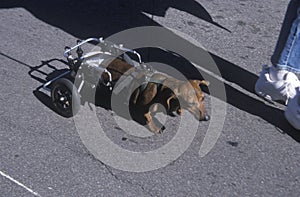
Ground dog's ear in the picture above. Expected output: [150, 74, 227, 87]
[166, 94, 178, 111]
[190, 80, 210, 87]
[199, 80, 209, 86]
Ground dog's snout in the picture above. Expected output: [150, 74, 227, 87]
[201, 114, 210, 121]
[204, 114, 210, 121]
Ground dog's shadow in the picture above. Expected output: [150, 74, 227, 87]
[29, 59, 74, 116]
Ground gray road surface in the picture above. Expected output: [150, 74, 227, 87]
[0, 0, 299, 196]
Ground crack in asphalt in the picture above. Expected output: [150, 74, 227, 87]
[86, 152, 154, 197]
[100, 162, 154, 197]
[1, 115, 153, 196]
[40, 130, 154, 197]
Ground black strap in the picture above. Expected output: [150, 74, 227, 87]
[139, 77, 166, 93]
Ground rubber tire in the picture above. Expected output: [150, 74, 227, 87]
[51, 78, 81, 117]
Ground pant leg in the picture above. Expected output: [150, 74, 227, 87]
[271, 0, 300, 74]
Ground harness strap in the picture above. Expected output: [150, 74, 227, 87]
[139, 77, 166, 93]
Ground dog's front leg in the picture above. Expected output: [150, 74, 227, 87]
[177, 108, 183, 115]
[144, 112, 164, 133]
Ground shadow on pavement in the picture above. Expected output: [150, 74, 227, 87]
[0, 0, 229, 39]
[210, 55, 300, 142]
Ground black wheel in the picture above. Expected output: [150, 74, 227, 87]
[51, 78, 81, 117]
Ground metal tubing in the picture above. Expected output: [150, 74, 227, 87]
[77, 75, 85, 93]
[64, 38, 102, 57]
[65, 37, 142, 63]
[103, 69, 112, 89]
[42, 71, 71, 92]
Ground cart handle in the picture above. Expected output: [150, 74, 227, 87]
[113, 44, 142, 63]
[64, 38, 101, 58]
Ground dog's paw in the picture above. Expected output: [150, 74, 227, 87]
[158, 126, 166, 134]
[168, 112, 177, 117]
[152, 126, 166, 134]
[177, 108, 183, 115]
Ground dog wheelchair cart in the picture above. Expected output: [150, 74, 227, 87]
[42, 37, 147, 117]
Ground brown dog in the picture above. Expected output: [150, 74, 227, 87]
[104, 58, 210, 133]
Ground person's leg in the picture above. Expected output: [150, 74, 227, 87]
[271, 0, 300, 71]
[256, 0, 300, 130]
[280, 7, 300, 130]
[275, 7, 300, 74]
[255, 0, 300, 104]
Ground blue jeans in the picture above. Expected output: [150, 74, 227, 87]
[271, 0, 300, 74]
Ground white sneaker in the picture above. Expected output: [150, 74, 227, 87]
[285, 88, 300, 130]
[255, 65, 300, 105]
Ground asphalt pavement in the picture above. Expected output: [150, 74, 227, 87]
[0, 0, 299, 196]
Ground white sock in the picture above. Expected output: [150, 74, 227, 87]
[269, 66, 289, 81]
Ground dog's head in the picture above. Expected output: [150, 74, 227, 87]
[174, 80, 210, 121]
